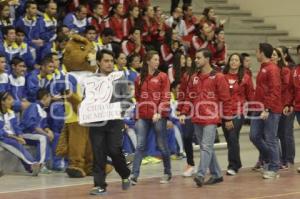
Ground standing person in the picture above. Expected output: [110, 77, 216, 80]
[177, 55, 197, 177]
[131, 50, 172, 185]
[222, 53, 255, 176]
[89, 49, 131, 195]
[249, 43, 282, 179]
[241, 53, 253, 78]
[179, 48, 233, 187]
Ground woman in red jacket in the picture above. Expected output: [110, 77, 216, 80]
[131, 51, 172, 184]
[223, 53, 255, 175]
[105, 3, 125, 43]
[272, 48, 295, 169]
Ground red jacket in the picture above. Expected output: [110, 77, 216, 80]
[135, 72, 171, 119]
[122, 39, 145, 57]
[290, 66, 300, 111]
[177, 72, 193, 113]
[160, 43, 174, 66]
[105, 16, 125, 43]
[141, 18, 160, 43]
[245, 68, 253, 78]
[90, 16, 106, 33]
[190, 36, 216, 59]
[224, 73, 255, 116]
[254, 62, 282, 113]
[181, 71, 233, 125]
[212, 44, 227, 68]
[280, 67, 292, 110]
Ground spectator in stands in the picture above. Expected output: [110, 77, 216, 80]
[0, 55, 9, 93]
[105, 3, 125, 43]
[122, 27, 145, 57]
[126, 53, 140, 82]
[89, 2, 106, 34]
[0, 26, 19, 71]
[25, 55, 55, 102]
[165, 7, 187, 37]
[115, 51, 128, 72]
[168, 52, 185, 84]
[0, 92, 41, 176]
[15, 28, 36, 70]
[124, 5, 141, 37]
[279, 45, 296, 67]
[0, 1, 14, 41]
[212, 28, 227, 70]
[201, 7, 226, 30]
[38, 2, 58, 45]
[98, 28, 120, 53]
[182, 3, 197, 42]
[250, 43, 281, 179]
[57, 25, 71, 38]
[15, 1, 43, 51]
[63, 4, 88, 34]
[131, 50, 172, 185]
[84, 25, 99, 52]
[222, 53, 255, 176]
[20, 88, 53, 174]
[170, 0, 191, 14]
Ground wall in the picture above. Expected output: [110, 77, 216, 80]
[228, 0, 300, 37]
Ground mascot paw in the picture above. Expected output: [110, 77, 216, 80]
[66, 167, 86, 178]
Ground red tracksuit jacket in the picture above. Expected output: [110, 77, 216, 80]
[254, 62, 282, 113]
[280, 67, 292, 110]
[289, 65, 300, 111]
[177, 72, 193, 114]
[135, 72, 171, 119]
[181, 70, 233, 125]
[224, 73, 255, 116]
[105, 15, 125, 43]
[122, 39, 145, 57]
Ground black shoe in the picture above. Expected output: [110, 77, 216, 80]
[204, 177, 224, 185]
[130, 176, 138, 186]
[193, 176, 204, 187]
[89, 187, 107, 195]
[122, 178, 131, 190]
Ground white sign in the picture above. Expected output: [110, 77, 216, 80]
[79, 71, 124, 124]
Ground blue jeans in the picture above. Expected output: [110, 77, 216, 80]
[194, 124, 222, 178]
[250, 112, 281, 172]
[278, 113, 295, 164]
[132, 118, 171, 177]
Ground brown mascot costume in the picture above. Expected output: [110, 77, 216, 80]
[56, 34, 113, 178]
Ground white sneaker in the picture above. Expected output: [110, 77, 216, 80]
[262, 171, 280, 179]
[297, 167, 300, 173]
[226, 169, 237, 176]
[182, 166, 195, 177]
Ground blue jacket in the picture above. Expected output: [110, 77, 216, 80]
[19, 42, 35, 70]
[38, 14, 57, 43]
[63, 13, 88, 34]
[25, 70, 53, 102]
[0, 19, 14, 41]
[15, 16, 40, 47]
[20, 103, 49, 133]
[0, 110, 22, 139]
[0, 72, 10, 93]
[9, 74, 26, 101]
[0, 41, 20, 71]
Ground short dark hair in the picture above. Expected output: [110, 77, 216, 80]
[129, 26, 141, 35]
[101, 28, 115, 37]
[259, 43, 273, 58]
[75, 4, 87, 12]
[15, 27, 26, 35]
[0, 54, 5, 59]
[182, 3, 191, 12]
[40, 54, 53, 66]
[37, 88, 50, 101]
[96, 49, 115, 61]
[11, 57, 25, 66]
[196, 48, 212, 61]
[25, 0, 37, 10]
[2, 25, 15, 36]
[241, 53, 250, 58]
[85, 25, 97, 33]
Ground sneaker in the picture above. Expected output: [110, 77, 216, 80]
[122, 178, 131, 190]
[193, 176, 204, 187]
[262, 171, 280, 179]
[141, 158, 150, 165]
[148, 157, 162, 164]
[89, 187, 107, 195]
[130, 176, 138, 186]
[252, 161, 262, 172]
[279, 164, 289, 170]
[182, 165, 195, 177]
[40, 165, 52, 174]
[297, 167, 300, 173]
[160, 174, 172, 184]
[31, 163, 41, 176]
[204, 177, 224, 185]
[226, 169, 237, 176]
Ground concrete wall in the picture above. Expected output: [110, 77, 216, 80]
[228, 0, 300, 37]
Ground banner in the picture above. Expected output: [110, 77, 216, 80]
[79, 71, 124, 124]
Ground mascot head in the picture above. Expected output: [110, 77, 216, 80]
[63, 34, 97, 72]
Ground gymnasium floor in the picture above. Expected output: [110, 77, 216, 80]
[1, 128, 300, 199]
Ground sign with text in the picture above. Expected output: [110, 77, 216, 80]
[79, 71, 123, 124]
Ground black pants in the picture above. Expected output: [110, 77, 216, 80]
[222, 116, 244, 172]
[89, 120, 131, 188]
[181, 119, 195, 166]
[171, 0, 192, 13]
